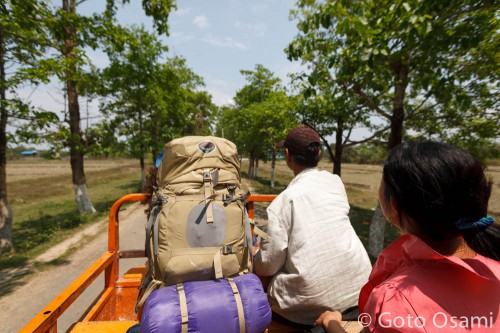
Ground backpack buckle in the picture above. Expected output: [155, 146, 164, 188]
[203, 171, 211, 182]
[222, 245, 233, 255]
[223, 194, 233, 206]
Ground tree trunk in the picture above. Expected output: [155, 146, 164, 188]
[322, 141, 335, 169]
[151, 148, 158, 166]
[140, 156, 146, 191]
[0, 199, 13, 255]
[368, 63, 409, 258]
[333, 116, 344, 176]
[64, 0, 95, 214]
[248, 156, 254, 179]
[270, 146, 276, 188]
[333, 142, 342, 176]
[73, 184, 96, 213]
[0, 22, 13, 254]
[387, 63, 409, 150]
[137, 106, 146, 190]
[255, 158, 259, 178]
[368, 202, 387, 259]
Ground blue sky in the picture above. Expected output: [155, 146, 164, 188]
[86, 0, 302, 106]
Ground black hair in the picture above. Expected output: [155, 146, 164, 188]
[382, 141, 499, 260]
[289, 142, 322, 168]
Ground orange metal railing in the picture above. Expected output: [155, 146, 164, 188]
[21, 194, 147, 333]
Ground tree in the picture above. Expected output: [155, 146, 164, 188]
[84, 119, 128, 158]
[291, 64, 380, 176]
[231, 64, 293, 179]
[99, 27, 211, 189]
[59, 0, 96, 213]
[0, 1, 56, 254]
[288, 0, 499, 257]
[99, 26, 167, 189]
[248, 92, 296, 187]
[182, 90, 216, 137]
[0, 0, 176, 252]
[34, 0, 176, 212]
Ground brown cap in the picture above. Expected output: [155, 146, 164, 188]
[278, 125, 321, 154]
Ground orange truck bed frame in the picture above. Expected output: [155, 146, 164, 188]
[20, 194, 294, 333]
[21, 193, 361, 333]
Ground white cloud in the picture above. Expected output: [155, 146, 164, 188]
[201, 76, 235, 106]
[210, 88, 235, 106]
[233, 21, 267, 37]
[193, 15, 210, 29]
[202, 35, 247, 50]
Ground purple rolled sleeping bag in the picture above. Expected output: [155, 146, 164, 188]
[140, 273, 271, 333]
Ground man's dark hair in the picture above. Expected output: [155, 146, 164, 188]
[289, 142, 322, 168]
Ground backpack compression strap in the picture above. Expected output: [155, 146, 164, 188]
[203, 169, 215, 223]
[214, 249, 223, 279]
[227, 278, 246, 333]
[176, 283, 189, 333]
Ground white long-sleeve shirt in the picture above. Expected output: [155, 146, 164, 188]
[253, 168, 372, 325]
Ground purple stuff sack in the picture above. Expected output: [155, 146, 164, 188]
[140, 273, 271, 333]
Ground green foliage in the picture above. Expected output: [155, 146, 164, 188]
[97, 26, 214, 162]
[218, 65, 298, 167]
[235, 64, 282, 108]
[105, 0, 176, 35]
[288, 0, 500, 148]
[1, 1, 52, 84]
[10, 0, 177, 158]
[243, 91, 297, 160]
[1, 1, 59, 146]
[84, 120, 129, 158]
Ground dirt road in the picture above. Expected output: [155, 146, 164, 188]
[0, 203, 147, 333]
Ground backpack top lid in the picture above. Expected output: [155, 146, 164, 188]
[157, 136, 241, 187]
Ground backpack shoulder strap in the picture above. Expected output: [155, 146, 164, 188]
[145, 194, 164, 277]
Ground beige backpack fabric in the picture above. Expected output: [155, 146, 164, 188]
[137, 136, 252, 311]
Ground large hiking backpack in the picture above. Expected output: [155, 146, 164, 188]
[137, 136, 253, 311]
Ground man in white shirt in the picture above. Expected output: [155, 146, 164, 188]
[253, 125, 372, 326]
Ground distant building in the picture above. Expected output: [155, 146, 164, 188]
[20, 150, 38, 156]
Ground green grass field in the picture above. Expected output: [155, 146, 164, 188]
[1, 159, 142, 270]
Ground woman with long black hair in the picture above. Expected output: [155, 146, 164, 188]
[316, 141, 500, 332]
